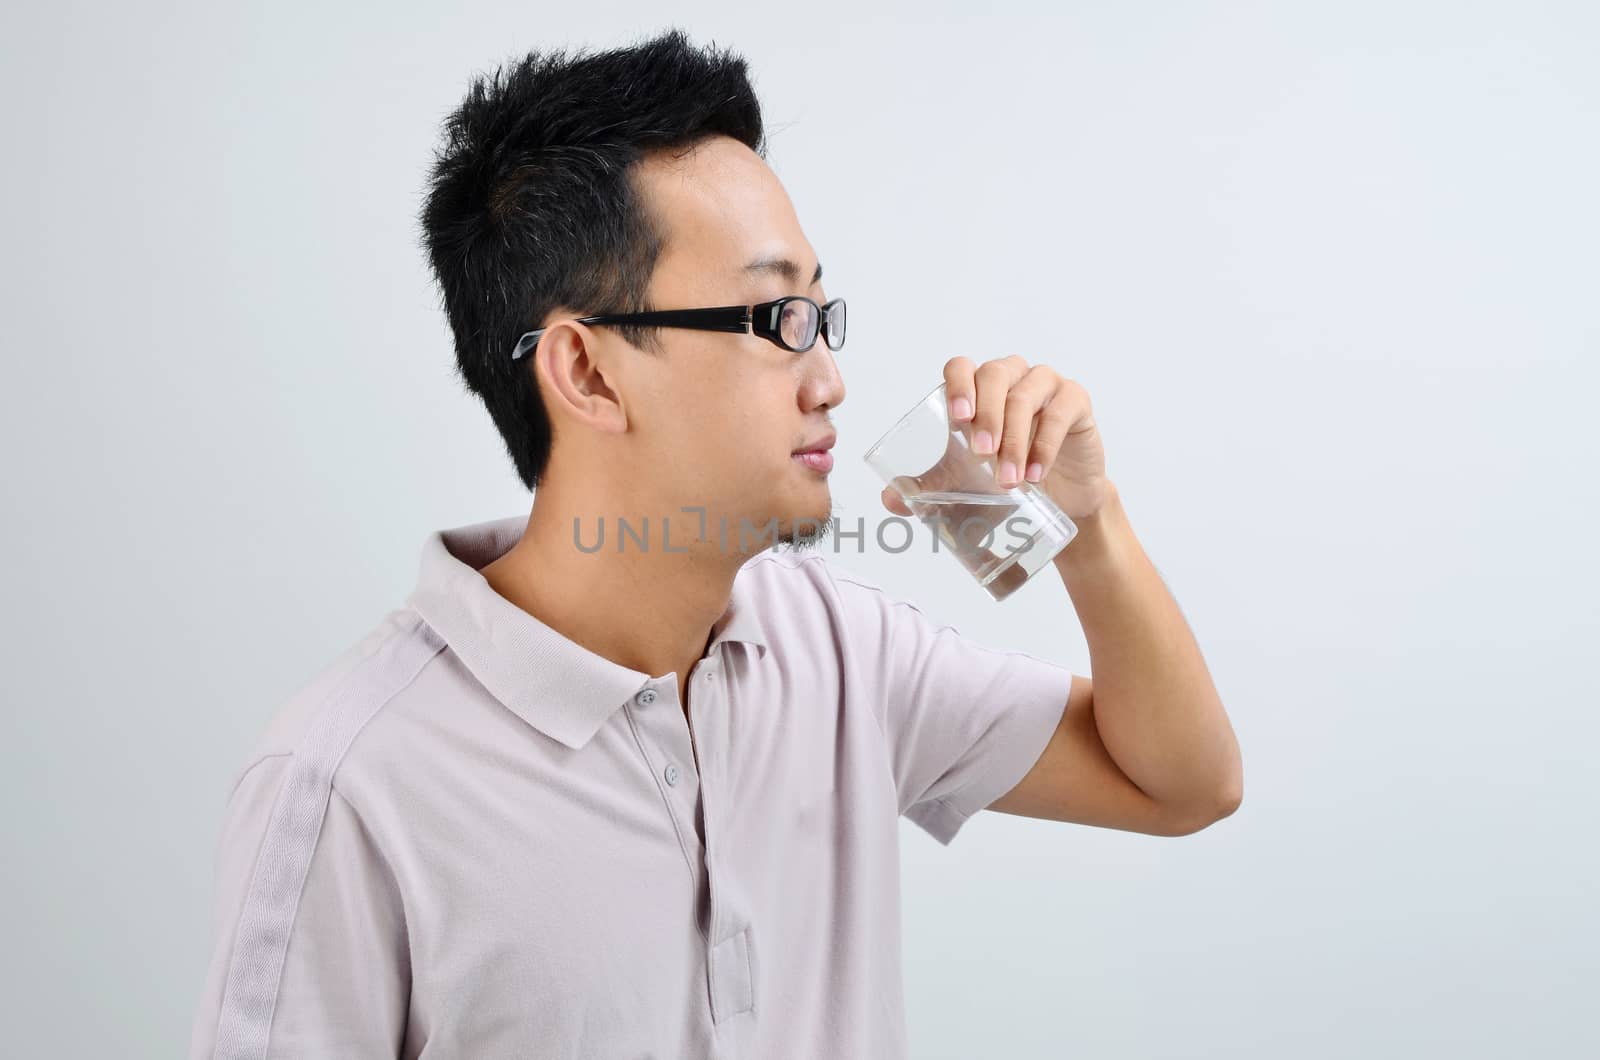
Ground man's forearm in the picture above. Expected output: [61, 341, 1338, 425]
[1051, 479, 1243, 815]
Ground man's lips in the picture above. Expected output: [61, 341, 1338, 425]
[792, 432, 837, 473]
[793, 450, 834, 472]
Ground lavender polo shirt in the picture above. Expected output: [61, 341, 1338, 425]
[190, 513, 1074, 1059]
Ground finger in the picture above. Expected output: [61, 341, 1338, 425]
[942, 356, 978, 424]
[880, 485, 913, 516]
[1025, 381, 1091, 482]
[995, 366, 1059, 487]
[969, 355, 1029, 457]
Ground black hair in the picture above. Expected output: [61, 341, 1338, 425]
[418, 28, 767, 490]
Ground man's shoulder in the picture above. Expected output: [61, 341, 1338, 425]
[739, 550, 912, 609]
[226, 607, 443, 796]
[736, 549, 842, 607]
[736, 550, 921, 636]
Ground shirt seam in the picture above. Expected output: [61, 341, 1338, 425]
[908, 794, 967, 837]
[225, 752, 294, 805]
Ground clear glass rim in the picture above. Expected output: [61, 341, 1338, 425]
[860, 380, 949, 466]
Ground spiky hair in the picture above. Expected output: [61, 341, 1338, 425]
[418, 28, 766, 489]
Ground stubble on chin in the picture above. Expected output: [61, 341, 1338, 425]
[773, 505, 837, 554]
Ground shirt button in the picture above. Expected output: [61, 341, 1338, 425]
[664, 763, 680, 786]
[635, 688, 657, 706]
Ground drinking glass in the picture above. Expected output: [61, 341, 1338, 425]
[863, 381, 1077, 600]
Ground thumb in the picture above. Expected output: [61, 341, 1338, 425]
[880, 485, 914, 517]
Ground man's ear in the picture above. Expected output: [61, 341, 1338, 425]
[532, 322, 628, 437]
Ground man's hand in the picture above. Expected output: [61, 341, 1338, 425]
[880, 356, 1108, 520]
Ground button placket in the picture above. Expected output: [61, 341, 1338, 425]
[625, 678, 704, 866]
[631, 681, 697, 781]
[686, 658, 755, 1025]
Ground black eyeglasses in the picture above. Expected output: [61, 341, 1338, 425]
[509, 295, 846, 361]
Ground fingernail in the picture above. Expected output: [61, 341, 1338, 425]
[999, 461, 1017, 485]
[1025, 462, 1043, 482]
[974, 430, 993, 453]
[951, 397, 973, 421]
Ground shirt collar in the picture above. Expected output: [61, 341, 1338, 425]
[403, 513, 768, 750]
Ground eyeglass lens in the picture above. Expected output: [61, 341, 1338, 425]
[778, 299, 818, 350]
[823, 299, 845, 351]
[772, 298, 846, 352]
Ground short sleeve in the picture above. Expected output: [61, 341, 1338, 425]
[823, 565, 1075, 846]
[189, 755, 410, 1059]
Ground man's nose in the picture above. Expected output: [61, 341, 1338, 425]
[800, 342, 846, 412]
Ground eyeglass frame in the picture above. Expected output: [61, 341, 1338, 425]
[508, 295, 846, 361]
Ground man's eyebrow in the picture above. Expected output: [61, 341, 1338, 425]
[744, 255, 823, 287]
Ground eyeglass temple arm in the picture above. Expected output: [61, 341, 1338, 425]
[510, 307, 753, 361]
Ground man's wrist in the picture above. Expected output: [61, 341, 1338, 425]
[1052, 478, 1127, 584]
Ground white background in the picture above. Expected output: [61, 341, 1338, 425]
[3, 1, 1596, 1056]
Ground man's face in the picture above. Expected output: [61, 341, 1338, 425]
[622, 135, 846, 554]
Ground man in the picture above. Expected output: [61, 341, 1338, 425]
[190, 28, 1242, 1060]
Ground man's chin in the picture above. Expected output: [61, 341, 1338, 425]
[774, 504, 837, 554]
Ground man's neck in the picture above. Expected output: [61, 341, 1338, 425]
[479, 481, 748, 704]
